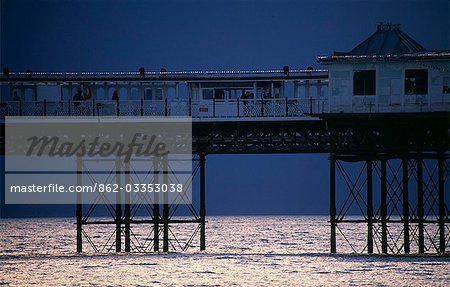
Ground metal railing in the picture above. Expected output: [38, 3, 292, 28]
[0, 98, 329, 118]
[2, 97, 446, 118]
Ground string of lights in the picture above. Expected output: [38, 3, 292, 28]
[319, 51, 450, 63]
[2, 68, 329, 77]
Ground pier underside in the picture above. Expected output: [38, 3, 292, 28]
[68, 112, 450, 254]
[1, 112, 448, 254]
[330, 152, 449, 255]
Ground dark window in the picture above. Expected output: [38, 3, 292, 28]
[353, 70, 376, 95]
[145, 89, 152, 100]
[443, 76, 450, 94]
[215, 89, 225, 100]
[154, 88, 163, 100]
[405, 69, 428, 95]
[202, 89, 213, 100]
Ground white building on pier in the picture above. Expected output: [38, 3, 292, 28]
[319, 23, 449, 113]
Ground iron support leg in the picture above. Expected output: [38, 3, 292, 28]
[381, 159, 388, 254]
[124, 162, 131, 252]
[163, 156, 169, 252]
[115, 158, 122, 252]
[330, 156, 336, 253]
[153, 159, 160, 252]
[417, 156, 425, 253]
[402, 158, 410, 254]
[76, 157, 82, 253]
[200, 153, 206, 251]
[367, 160, 374, 254]
[438, 155, 445, 254]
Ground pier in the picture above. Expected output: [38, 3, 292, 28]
[1, 23, 449, 255]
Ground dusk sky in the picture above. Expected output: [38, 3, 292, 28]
[1, 0, 449, 217]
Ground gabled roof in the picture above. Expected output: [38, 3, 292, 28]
[318, 23, 449, 64]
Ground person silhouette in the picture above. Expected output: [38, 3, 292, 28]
[73, 89, 84, 106]
[112, 90, 119, 101]
[12, 91, 20, 101]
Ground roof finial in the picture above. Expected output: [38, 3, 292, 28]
[377, 22, 401, 31]
[377, 22, 384, 31]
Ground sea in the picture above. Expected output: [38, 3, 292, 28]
[1, 216, 449, 286]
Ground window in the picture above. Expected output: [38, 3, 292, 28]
[202, 89, 214, 100]
[405, 69, 428, 95]
[353, 70, 376, 95]
[145, 89, 152, 100]
[215, 89, 225, 100]
[442, 76, 449, 94]
[154, 88, 163, 100]
[145, 88, 164, 100]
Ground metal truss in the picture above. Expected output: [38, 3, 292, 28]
[330, 152, 450, 255]
[76, 154, 206, 253]
[191, 112, 449, 154]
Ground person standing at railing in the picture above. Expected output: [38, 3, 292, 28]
[112, 90, 119, 101]
[73, 89, 84, 107]
[83, 87, 92, 100]
[12, 91, 20, 101]
[111, 90, 120, 116]
[240, 91, 252, 116]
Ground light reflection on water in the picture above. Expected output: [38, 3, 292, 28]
[1, 216, 449, 286]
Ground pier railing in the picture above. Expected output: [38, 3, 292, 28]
[2, 97, 447, 118]
[0, 98, 328, 118]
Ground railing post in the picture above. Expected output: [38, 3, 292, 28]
[237, 98, 240, 117]
[165, 98, 168, 116]
[97, 102, 101, 117]
[43, 99, 47, 116]
[261, 99, 264, 117]
[213, 98, 216, 118]
[116, 99, 120, 116]
[309, 97, 313, 115]
[19, 99, 22, 116]
[140, 98, 144, 116]
[68, 99, 71, 116]
[188, 97, 192, 117]
[92, 99, 96, 116]
[285, 98, 288, 116]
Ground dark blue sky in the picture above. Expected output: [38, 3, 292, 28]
[1, 0, 448, 72]
[1, 0, 448, 217]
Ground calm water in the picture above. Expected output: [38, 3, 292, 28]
[1, 216, 449, 286]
